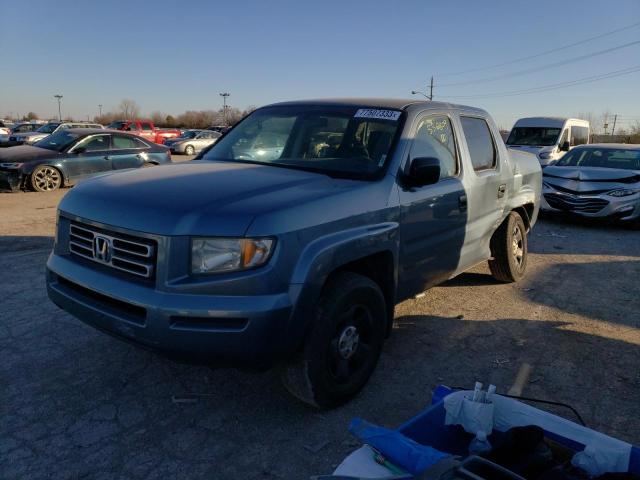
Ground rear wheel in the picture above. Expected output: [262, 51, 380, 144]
[488, 211, 528, 282]
[281, 272, 386, 409]
[31, 165, 62, 192]
[185, 145, 195, 156]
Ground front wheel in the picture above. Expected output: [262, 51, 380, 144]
[488, 211, 528, 282]
[281, 272, 387, 409]
[31, 165, 62, 192]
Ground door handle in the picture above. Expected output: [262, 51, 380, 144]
[459, 194, 468, 211]
[497, 184, 506, 198]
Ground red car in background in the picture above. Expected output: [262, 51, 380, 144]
[107, 120, 180, 144]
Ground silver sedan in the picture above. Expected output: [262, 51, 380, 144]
[541, 144, 640, 223]
[164, 130, 221, 155]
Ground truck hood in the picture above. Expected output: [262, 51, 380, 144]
[543, 166, 640, 194]
[59, 160, 362, 236]
[0, 145, 59, 163]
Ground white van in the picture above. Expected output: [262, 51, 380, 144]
[506, 117, 590, 166]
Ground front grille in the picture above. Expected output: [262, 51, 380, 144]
[69, 221, 157, 280]
[544, 193, 609, 213]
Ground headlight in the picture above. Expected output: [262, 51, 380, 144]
[0, 162, 23, 169]
[607, 189, 638, 197]
[191, 237, 275, 274]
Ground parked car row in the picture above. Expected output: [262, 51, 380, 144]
[503, 116, 639, 224]
[0, 129, 171, 192]
[7, 121, 104, 146]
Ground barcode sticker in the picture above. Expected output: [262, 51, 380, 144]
[354, 109, 401, 121]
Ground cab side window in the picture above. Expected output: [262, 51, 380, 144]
[460, 116, 496, 171]
[410, 115, 458, 179]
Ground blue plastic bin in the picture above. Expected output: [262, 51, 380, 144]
[395, 385, 640, 475]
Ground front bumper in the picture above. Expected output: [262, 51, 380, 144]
[541, 190, 640, 221]
[0, 169, 23, 191]
[46, 252, 297, 367]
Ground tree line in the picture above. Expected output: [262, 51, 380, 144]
[93, 100, 256, 129]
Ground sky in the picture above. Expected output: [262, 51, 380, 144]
[1, 0, 639, 130]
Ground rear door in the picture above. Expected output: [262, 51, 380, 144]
[109, 134, 150, 169]
[457, 115, 511, 267]
[397, 112, 467, 299]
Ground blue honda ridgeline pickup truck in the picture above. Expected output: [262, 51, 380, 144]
[47, 99, 541, 408]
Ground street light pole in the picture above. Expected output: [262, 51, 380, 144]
[219, 92, 230, 126]
[54, 94, 63, 121]
[411, 77, 434, 101]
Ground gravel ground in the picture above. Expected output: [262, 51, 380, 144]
[1, 164, 639, 479]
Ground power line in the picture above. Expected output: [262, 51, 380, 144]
[438, 65, 640, 99]
[437, 40, 640, 87]
[437, 20, 640, 77]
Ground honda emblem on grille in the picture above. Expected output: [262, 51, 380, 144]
[93, 236, 111, 263]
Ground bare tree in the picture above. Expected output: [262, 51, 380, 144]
[118, 99, 140, 120]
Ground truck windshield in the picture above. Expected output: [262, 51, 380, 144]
[34, 131, 81, 152]
[555, 147, 640, 170]
[201, 105, 403, 178]
[506, 127, 561, 146]
[107, 121, 127, 130]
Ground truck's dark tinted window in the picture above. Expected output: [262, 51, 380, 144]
[411, 115, 458, 179]
[570, 126, 588, 146]
[461, 117, 496, 171]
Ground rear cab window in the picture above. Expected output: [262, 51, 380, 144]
[460, 116, 497, 171]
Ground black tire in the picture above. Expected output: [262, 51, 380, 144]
[488, 211, 528, 283]
[30, 165, 62, 192]
[184, 145, 195, 156]
[281, 272, 387, 409]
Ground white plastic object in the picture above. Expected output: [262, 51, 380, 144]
[469, 430, 492, 455]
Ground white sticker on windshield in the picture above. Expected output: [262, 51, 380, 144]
[354, 109, 401, 121]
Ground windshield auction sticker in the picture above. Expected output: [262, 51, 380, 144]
[354, 109, 401, 121]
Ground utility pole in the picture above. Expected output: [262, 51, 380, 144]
[98, 104, 103, 117]
[411, 77, 434, 101]
[54, 94, 63, 121]
[611, 114, 617, 136]
[219, 92, 230, 126]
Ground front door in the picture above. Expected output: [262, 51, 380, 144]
[64, 134, 112, 181]
[397, 113, 467, 300]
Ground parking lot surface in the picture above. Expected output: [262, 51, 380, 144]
[2, 170, 639, 478]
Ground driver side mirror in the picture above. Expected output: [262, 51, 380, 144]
[559, 141, 570, 152]
[406, 156, 440, 187]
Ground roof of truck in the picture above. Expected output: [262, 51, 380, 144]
[265, 98, 478, 112]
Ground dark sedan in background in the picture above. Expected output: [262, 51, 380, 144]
[0, 129, 172, 192]
[541, 144, 640, 223]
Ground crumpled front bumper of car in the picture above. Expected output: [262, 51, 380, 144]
[541, 188, 640, 221]
[0, 169, 23, 192]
